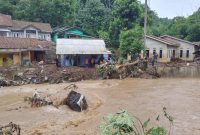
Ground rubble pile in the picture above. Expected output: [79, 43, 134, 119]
[170, 57, 185, 63]
[0, 122, 21, 135]
[0, 64, 97, 86]
[24, 84, 88, 112]
[112, 60, 160, 79]
[0, 61, 160, 87]
[96, 64, 118, 79]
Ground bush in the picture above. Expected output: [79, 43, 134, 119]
[100, 108, 173, 135]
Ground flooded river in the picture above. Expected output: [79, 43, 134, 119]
[0, 78, 200, 135]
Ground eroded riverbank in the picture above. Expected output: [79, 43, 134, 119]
[0, 78, 200, 135]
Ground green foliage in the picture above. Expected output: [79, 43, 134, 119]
[119, 25, 144, 56]
[99, 110, 134, 135]
[0, 0, 13, 15]
[109, 0, 143, 48]
[6, 0, 77, 27]
[149, 9, 200, 42]
[75, 0, 111, 35]
[96, 64, 117, 79]
[100, 108, 173, 135]
[98, 30, 111, 47]
[146, 127, 167, 135]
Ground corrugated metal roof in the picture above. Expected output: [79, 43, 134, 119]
[56, 39, 111, 54]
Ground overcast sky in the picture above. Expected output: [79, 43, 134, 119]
[139, 0, 200, 18]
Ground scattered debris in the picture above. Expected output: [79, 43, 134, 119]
[24, 89, 53, 108]
[0, 122, 21, 135]
[0, 60, 161, 87]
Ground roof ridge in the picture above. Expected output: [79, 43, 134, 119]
[160, 35, 196, 45]
[146, 35, 179, 46]
[12, 20, 51, 25]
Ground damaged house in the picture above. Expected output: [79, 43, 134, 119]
[56, 38, 111, 67]
[53, 27, 111, 67]
[0, 13, 55, 66]
[0, 37, 54, 66]
[146, 35, 196, 62]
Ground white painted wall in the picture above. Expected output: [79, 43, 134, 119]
[146, 37, 195, 62]
[146, 38, 169, 62]
[0, 26, 51, 41]
[177, 42, 195, 61]
[163, 37, 195, 61]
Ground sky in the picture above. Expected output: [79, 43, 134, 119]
[139, 0, 200, 18]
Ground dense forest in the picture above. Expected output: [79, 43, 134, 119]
[0, 0, 200, 55]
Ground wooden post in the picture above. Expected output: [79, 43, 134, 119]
[144, 0, 148, 57]
[19, 52, 22, 66]
[29, 51, 31, 64]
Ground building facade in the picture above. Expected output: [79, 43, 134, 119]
[146, 35, 196, 62]
[0, 37, 54, 66]
[56, 39, 110, 67]
[0, 13, 52, 41]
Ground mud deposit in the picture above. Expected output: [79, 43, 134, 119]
[0, 79, 200, 135]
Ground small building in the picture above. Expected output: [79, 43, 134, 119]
[146, 35, 196, 62]
[56, 39, 111, 67]
[0, 13, 52, 41]
[51, 27, 95, 43]
[0, 37, 55, 66]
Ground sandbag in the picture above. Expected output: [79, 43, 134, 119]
[65, 90, 88, 112]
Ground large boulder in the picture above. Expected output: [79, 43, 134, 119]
[65, 90, 88, 112]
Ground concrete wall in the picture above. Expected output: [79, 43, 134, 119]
[177, 42, 195, 61]
[0, 54, 13, 66]
[146, 38, 169, 62]
[163, 37, 195, 61]
[146, 37, 195, 62]
[157, 65, 200, 78]
[13, 53, 20, 65]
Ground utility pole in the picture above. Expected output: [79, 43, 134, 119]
[144, 0, 148, 51]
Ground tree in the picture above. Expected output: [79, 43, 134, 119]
[98, 30, 111, 47]
[13, 0, 77, 27]
[186, 24, 200, 41]
[119, 25, 144, 56]
[75, 0, 111, 35]
[109, 0, 143, 48]
[0, 0, 13, 15]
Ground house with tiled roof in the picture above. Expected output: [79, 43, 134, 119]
[0, 13, 52, 41]
[0, 13, 55, 66]
[0, 37, 55, 66]
[146, 35, 196, 62]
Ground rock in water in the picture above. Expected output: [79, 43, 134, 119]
[65, 90, 88, 112]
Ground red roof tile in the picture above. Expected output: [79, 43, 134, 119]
[0, 37, 55, 50]
[12, 20, 52, 32]
[0, 13, 12, 27]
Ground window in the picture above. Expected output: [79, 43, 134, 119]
[159, 50, 163, 58]
[0, 32, 7, 37]
[153, 49, 156, 55]
[26, 33, 30, 38]
[172, 50, 176, 57]
[180, 50, 183, 58]
[186, 50, 189, 58]
[146, 50, 149, 58]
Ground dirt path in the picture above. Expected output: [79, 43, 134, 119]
[0, 79, 200, 135]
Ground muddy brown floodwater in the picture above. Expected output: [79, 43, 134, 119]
[0, 78, 200, 135]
